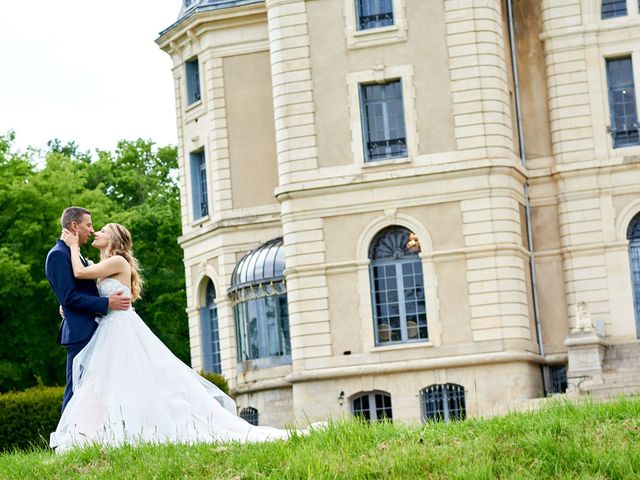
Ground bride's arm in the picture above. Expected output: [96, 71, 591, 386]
[61, 229, 128, 280]
[68, 246, 128, 280]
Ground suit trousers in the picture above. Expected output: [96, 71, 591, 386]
[62, 336, 92, 413]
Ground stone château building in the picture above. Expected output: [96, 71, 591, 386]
[157, 0, 640, 427]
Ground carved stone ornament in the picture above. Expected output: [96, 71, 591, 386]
[572, 301, 595, 334]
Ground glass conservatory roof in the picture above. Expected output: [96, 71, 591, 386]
[229, 237, 285, 292]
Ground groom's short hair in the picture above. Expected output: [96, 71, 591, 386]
[61, 207, 91, 229]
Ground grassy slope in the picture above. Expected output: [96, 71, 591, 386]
[1, 396, 639, 479]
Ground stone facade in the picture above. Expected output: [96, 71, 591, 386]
[157, 0, 640, 427]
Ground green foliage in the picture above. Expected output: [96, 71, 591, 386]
[198, 371, 230, 396]
[0, 386, 64, 452]
[1, 396, 640, 478]
[0, 132, 188, 392]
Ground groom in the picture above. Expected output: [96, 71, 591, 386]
[45, 206, 131, 412]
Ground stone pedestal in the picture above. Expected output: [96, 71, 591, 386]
[564, 331, 607, 395]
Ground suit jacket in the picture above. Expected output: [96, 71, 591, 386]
[45, 240, 109, 345]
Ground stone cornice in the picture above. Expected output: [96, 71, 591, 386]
[540, 17, 640, 45]
[156, 2, 267, 52]
[178, 210, 281, 246]
[232, 377, 292, 394]
[285, 351, 544, 383]
[275, 162, 528, 201]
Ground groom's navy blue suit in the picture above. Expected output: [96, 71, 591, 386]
[45, 240, 109, 413]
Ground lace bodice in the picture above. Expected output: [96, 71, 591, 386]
[98, 278, 132, 298]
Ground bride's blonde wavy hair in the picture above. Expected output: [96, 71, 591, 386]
[101, 223, 144, 301]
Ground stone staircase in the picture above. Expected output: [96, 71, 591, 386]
[573, 341, 640, 398]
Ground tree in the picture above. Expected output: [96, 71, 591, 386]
[0, 133, 188, 392]
[88, 140, 188, 363]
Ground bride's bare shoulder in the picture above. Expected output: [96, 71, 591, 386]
[100, 255, 131, 272]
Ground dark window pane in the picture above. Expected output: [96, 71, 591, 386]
[422, 384, 466, 423]
[190, 150, 208, 219]
[202, 280, 222, 374]
[234, 294, 291, 362]
[602, 0, 627, 18]
[629, 214, 640, 336]
[389, 316, 401, 329]
[606, 57, 639, 148]
[550, 365, 568, 394]
[185, 58, 201, 104]
[357, 0, 394, 30]
[360, 80, 407, 162]
[353, 394, 372, 421]
[387, 290, 398, 303]
[239, 407, 259, 426]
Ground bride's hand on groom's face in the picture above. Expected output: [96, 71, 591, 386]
[61, 228, 79, 248]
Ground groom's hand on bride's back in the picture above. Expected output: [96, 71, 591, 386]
[108, 291, 131, 311]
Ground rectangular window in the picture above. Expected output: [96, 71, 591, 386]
[371, 260, 427, 345]
[233, 295, 291, 362]
[190, 150, 208, 219]
[356, 0, 394, 30]
[360, 79, 407, 162]
[606, 57, 639, 148]
[601, 0, 627, 19]
[185, 57, 201, 105]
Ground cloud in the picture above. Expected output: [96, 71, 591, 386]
[0, 0, 179, 153]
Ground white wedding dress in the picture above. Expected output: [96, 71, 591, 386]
[50, 278, 295, 453]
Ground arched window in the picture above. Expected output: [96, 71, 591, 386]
[628, 213, 640, 337]
[421, 384, 466, 423]
[229, 238, 291, 368]
[200, 279, 221, 374]
[601, 0, 627, 19]
[369, 226, 427, 345]
[239, 406, 259, 426]
[351, 391, 392, 421]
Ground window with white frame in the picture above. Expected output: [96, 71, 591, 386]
[347, 65, 417, 165]
[601, 0, 628, 18]
[185, 57, 201, 105]
[370, 226, 427, 345]
[201, 279, 221, 374]
[360, 80, 407, 162]
[352, 391, 393, 421]
[606, 57, 639, 148]
[344, 0, 407, 49]
[356, 0, 394, 30]
[421, 384, 466, 423]
[190, 150, 209, 220]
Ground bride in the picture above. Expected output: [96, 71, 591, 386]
[51, 223, 299, 453]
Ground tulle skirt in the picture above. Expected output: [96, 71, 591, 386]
[50, 307, 292, 453]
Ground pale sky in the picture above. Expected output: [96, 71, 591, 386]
[0, 1, 182, 155]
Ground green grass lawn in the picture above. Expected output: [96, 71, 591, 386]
[1, 396, 640, 479]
